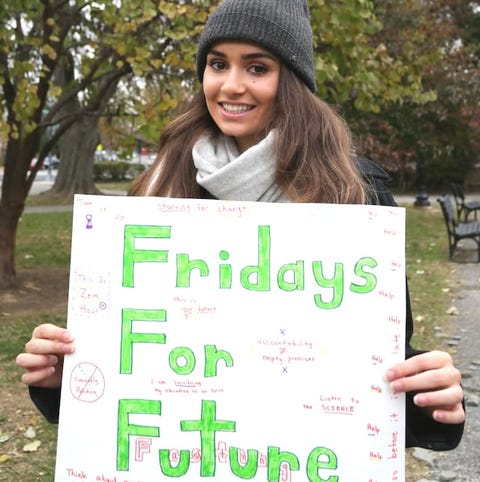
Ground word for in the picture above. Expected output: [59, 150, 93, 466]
[119, 308, 233, 375]
[122, 225, 378, 310]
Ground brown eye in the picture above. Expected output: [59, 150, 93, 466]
[209, 60, 227, 71]
[248, 64, 268, 75]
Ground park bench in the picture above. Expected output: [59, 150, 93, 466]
[437, 195, 480, 262]
[450, 182, 480, 221]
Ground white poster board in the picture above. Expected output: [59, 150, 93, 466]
[55, 195, 406, 482]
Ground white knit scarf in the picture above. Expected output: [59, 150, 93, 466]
[192, 131, 289, 202]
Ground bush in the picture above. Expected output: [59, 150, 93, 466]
[126, 162, 147, 180]
[93, 161, 145, 182]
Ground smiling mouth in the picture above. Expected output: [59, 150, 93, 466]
[221, 103, 254, 114]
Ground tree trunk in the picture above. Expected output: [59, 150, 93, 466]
[0, 201, 23, 288]
[50, 115, 101, 201]
[47, 54, 121, 201]
[47, 53, 99, 201]
[0, 141, 30, 288]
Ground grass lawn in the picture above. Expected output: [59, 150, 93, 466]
[0, 210, 72, 481]
[0, 200, 458, 481]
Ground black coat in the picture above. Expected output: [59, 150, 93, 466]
[29, 157, 464, 450]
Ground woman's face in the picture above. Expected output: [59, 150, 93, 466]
[203, 41, 281, 154]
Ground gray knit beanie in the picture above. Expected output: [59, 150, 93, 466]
[196, 0, 316, 93]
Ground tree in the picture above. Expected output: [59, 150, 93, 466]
[0, 0, 212, 287]
[354, 0, 480, 189]
[49, 0, 213, 198]
[309, 0, 437, 112]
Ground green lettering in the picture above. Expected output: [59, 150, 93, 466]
[117, 399, 161, 471]
[350, 257, 378, 294]
[312, 262, 344, 309]
[240, 226, 271, 291]
[306, 447, 339, 482]
[267, 446, 300, 482]
[219, 250, 232, 289]
[122, 225, 170, 287]
[159, 449, 190, 477]
[176, 254, 209, 287]
[229, 447, 259, 478]
[277, 261, 305, 291]
[204, 345, 234, 377]
[120, 309, 166, 374]
[169, 346, 196, 375]
[181, 400, 236, 477]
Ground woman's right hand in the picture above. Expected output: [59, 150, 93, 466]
[16, 323, 75, 389]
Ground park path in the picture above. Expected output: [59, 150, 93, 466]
[412, 259, 480, 482]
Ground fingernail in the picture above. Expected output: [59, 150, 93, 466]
[384, 369, 395, 382]
[432, 410, 445, 422]
[47, 355, 58, 365]
[390, 381, 401, 393]
[62, 343, 75, 354]
[414, 394, 427, 406]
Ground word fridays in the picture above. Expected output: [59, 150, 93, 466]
[122, 225, 378, 310]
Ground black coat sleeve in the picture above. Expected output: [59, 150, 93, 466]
[29, 386, 61, 423]
[358, 156, 464, 450]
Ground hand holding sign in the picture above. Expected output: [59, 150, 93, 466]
[16, 324, 75, 388]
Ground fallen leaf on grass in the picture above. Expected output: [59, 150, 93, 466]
[446, 306, 459, 316]
[23, 440, 41, 452]
[0, 454, 11, 464]
[24, 281, 41, 291]
[24, 427, 36, 439]
[0, 435, 10, 443]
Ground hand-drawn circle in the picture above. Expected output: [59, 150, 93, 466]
[70, 362, 105, 402]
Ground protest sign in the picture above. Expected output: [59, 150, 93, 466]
[55, 194, 406, 482]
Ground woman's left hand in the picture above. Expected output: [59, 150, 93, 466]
[385, 350, 465, 424]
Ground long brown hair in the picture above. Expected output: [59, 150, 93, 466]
[129, 67, 367, 204]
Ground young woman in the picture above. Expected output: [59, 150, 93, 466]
[17, 0, 464, 451]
